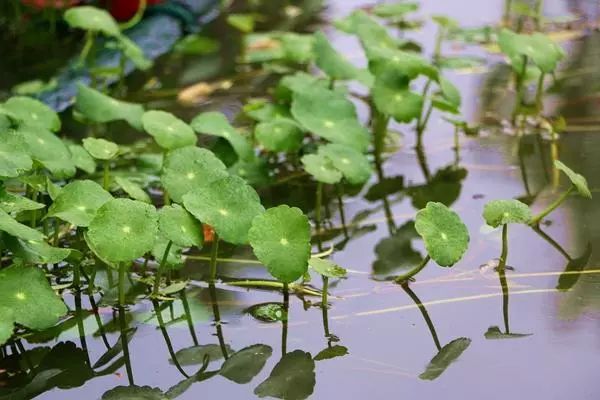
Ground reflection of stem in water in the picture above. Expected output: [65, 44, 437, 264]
[282, 282, 289, 356]
[518, 144, 532, 197]
[535, 133, 551, 183]
[118, 306, 135, 385]
[335, 184, 349, 239]
[499, 225, 510, 333]
[321, 295, 331, 343]
[453, 126, 460, 166]
[315, 182, 324, 252]
[529, 186, 574, 226]
[180, 290, 199, 346]
[401, 283, 442, 351]
[382, 194, 396, 235]
[208, 283, 228, 359]
[415, 144, 431, 182]
[372, 111, 390, 181]
[152, 240, 173, 297]
[208, 234, 220, 282]
[74, 291, 91, 366]
[152, 300, 190, 378]
[321, 276, 329, 308]
[89, 293, 111, 349]
[532, 226, 571, 260]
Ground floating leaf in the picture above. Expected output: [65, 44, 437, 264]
[254, 350, 316, 400]
[301, 153, 342, 184]
[75, 84, 144, 130]
[22, 128, 75, 178]
[114, 176, 151, 204]
[554, 160, 592, 199]
[372, 65, 423, 123]
[414, 202, 469, 267]
[68, 144, 96, 173]
[172, 344, 232, 366]
[255, 119, 304, 152]
[48, 180, 113, 227]
[82, 137, 119, 160]
[86, 199, 158, 263]
[161, 146, 228, 203]
[314, 345, 349, 361]
[183, 176, 265, 245]
[291, 86, 369, 152]
[0, 209, 44, 241]
[248, 205, 311, 283]
[0, 264, 67, 330]
[158, 204, 203, 247]
[3, 96, 60, 132]
[0, 187, 45, 213]
[65, 6, 119, 36]
[483, 199, 531, 227]
[318, 143, 372, 184]
[142, 110, 196, 150]
[220, 344, 273, 384]
[246, 302, 285, 323]
[191, 112, 254, 161]
[308, 258, 347, 278]
[0, 130, 32, 178]
[419, 338, 471, 380]
[102, 385, 168, 400]
[484, 326, 532, 340]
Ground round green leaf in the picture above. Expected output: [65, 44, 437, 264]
[0, 209, 44, 241]
[68, 144, 96, 174]
[3, 96, 60, 132]
[5, 236, 71, 264]
[75, 84, 144, 130]
[314, 31, 367, 83]
[248, 205, 311, 283]
[0, 187, 45, 214]
[82, 138, 119, 160]
[21, 128, 75, 178]
[291, 86, 369, 152]
[172, 344, 232, 366]
[318, 143, 372, 184]
[0, 307, 15, 345]
[64, 6, 120, 36]
[220, 344, 273, 384]
[483, 199, 532, 228]
[191, 112, 254, 161]
[48, 180, 113, 227]
[161, 146, 228, 203]
[0, 131, 32, 178]
[554, 160, 592, 199]
[87, 199, 158, 263]
[255, 119, 304, 152]
[183, 175, 265, 245]
[498, 29, 565, 73]
[0, 264, 67, 330]
[308, 257, 347, 278]
[142, 110, 196, 150]
[372, 65, 423, 123]
[158, 204, 203, 247]
[301, 153, 342, 184]
[414, 202, 469, 267]
[114, 176, 151, 204]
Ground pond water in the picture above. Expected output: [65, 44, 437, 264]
[1, 0, 600, 399]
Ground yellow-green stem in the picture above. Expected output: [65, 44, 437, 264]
[209, 234, 220, 282]
[152, 240, 172, 297]
[529, 186, 575, 226]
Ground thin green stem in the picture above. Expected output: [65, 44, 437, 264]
[208, 235, 220, 282]
[401, 283, 442, 351]
[535, 72, 546, 111]
[315, 182, 324, 252]
[395, 255, 431, 283]
[152, 240, 173, 297]
[118, 306, 135, 385]
[321, 276, 329, 308]
[153, 300, 190, 378]
[282, 282, 289, 356]
[529, 186, 575, 226]
[180, 291, 199, 346]
[209, 283, 229, 359]
[372, 111, 390, 181]
[120, 0, 147, 30]
[79, 31, 96, 66]
[335, 184, 349, 239]
[453, 126, 460, 165]
[118, 263, 127, 307]
[500, 224, 509, 265]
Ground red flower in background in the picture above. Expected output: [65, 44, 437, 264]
[107, 0, 163, 21]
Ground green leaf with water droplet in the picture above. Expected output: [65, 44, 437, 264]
[158, 204, 203, 248]
[161, 146, 228, 203]
[483, 199, 532, 228]
[415, 202, 469, 267]
[3, 96, 60, 132]
[82, 138, 119, 160]
[308, 257, 347, 278]
[75, 84, 144, 130]
[372, 65, 423, 123]
[220, 344, 273, 384]
[554, 160, 592, 199]
[419, 337, 471, 380]
[0, 187, 45, 214]
[191, 112, 254, 161]
[87, 198, 158, 263]
[142, 110, 196, 150]
[249, 205, 311, 283]
[64, 6, 120, 36]
[0, 264, 67, 331]
[291, 86, 369, 152]
[246, 302, 285, 322]
[254, 350, 316, 400]
[68, 144, 96, 174]
[255, 119, 304, 152]
[183, 175, 264, 245]
[318, 143, 372, 184]
[48, 180, 113, 227]
[114, 176, 151, 204]
[301, 153, 342, 184]
[0, 209, 44, 241]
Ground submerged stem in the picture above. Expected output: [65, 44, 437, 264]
[401, 283, 442, 351]
[209, 282, 228, 359]
[118, 306, 135, 385]
[529, 186, 575, 226]
[153, 300, 190, 378]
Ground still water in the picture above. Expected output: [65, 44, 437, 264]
[2, 0, 600, 399]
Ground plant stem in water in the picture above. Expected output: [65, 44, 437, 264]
[118, 262, 126, 307]
[180, 290, 199, 346]
[321, 276, 329, 308]
[315, 182, 324, 252]
[152, 300, 190, 378]
[335, 184, 349, 239]
[118, 306, 135, 385]
[282, 282, 289, 356]
[395, 255, 431, 283]
[401, 283, 442, 351]
[152, 240, 172, 297]
[529, 186, 574, 226]
[208, 234, 220, 282]
[209, 282, 229, 359]
[372, 110, 389, 181]
[497, 226, 510, 334]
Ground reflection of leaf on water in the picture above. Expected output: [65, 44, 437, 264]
[134, 287, 211, 328]
[364, 176, 404, 202]
[254, 350, 316, 400]
[171, 344, 233, 366]
[407, 166, 467, 209]
[101, 385, 168, 399]
[419, 338, 471, 380]
[314, 345, 349, 361]
[557, 243, 593, 291]
[372, 221, 423, 280]
[165, 369, 219, 399]
[220, 344, 273, 384]
[246, 302, 286, 323]
[93, 328, 136, 369]
[484, 326, 532, 340]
